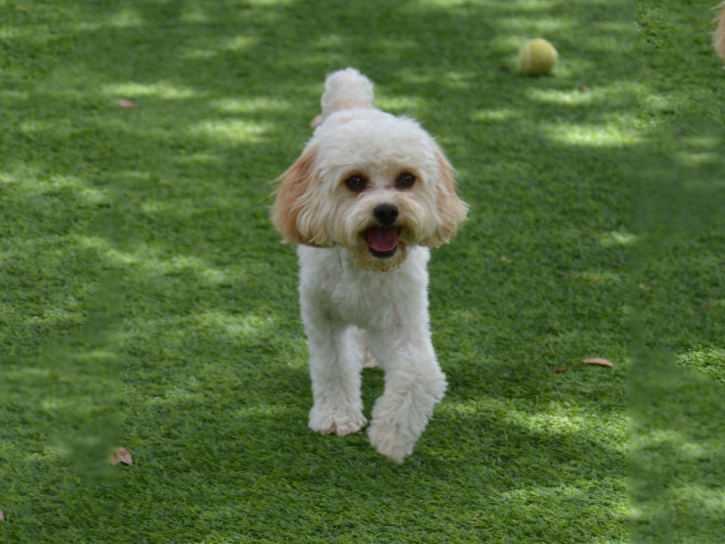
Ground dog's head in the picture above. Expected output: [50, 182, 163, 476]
[272, 108, 468, 272]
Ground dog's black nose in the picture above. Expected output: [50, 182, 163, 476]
[373, 204, 399, 226]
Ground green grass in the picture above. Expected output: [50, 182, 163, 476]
[631, 2, 725, 542]
[0, 0, 722, 542]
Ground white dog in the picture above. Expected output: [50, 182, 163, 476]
[272, 68, 468, 463]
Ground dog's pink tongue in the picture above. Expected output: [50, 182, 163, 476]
[365, 228, 399, 252]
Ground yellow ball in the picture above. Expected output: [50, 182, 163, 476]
[519, 39, 558, 76]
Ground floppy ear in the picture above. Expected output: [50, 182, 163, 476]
[422, 147, 468, 248]
[271, 145, 320, 245]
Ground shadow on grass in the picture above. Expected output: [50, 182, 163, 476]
[629, 11, 725, 539]
[630, 122, 725, 542]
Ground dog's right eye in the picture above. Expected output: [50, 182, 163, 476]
[344, 175, 367, 192]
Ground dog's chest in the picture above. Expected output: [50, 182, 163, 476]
[299, 246, 430, 329]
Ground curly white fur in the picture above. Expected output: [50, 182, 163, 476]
[272, 68, 467, 463]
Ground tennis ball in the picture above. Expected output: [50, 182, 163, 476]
[519, 39, 558, 76]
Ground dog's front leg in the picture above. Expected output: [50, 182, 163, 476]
[366, 328, 447, 463]
[302, 306, 367, 437]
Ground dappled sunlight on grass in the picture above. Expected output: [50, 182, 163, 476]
[20, 118, 76, 137]
[76, 235, 239, 282]
[673, 485, 725, 510]
[633, 427, 718, 460]
[179, 4, 212, 24]
[517, 410, 621, 440]
[175, 152, 223, 166]
[234, 404, 295, 418]
[440, 70, 478, 90]
[543, 121, 641, 147]
[490, 34, 534, 53]
[194, 310, 279, 343]
[188, 119, 272, 145]
[75, 7, 145, 31]
[211, 97, 291, 114]
[40, 388, 112, 412]
[16, 305, 83, 327]
[101, 81, 203, 100]
[221, 35, 259, 52]
[440, 397, 624, 450]
[395, 69, 437, 86]
[498, 16, 573, 35]
[0, 27, 48, 40]
[678, 348, 725, 383]
[500, 479, 626, 507]
[3, 365, 52, 381]
[0, 89, 29, 101]
[676, 150, 720, 168]
[501, 0, 563, 9]
[374, 96, 424, 115]
[598, 230, 638, 248]
[678, 135, 721, 148]
[416, 0, 469, 7]
[0, 166, 105, 204]
[247, 0, 293, 5]
[528, 88, 595, 105]
[99, 7, 144, 28]
[641, 92, 675, 115]
[313, 33, 345, 49]
[179, 35, 260, 60]
[470, 108, 518, 123]
[180, 48, 219, 60]
[148, 382, 206, 405]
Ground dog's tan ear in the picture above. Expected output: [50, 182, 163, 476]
[422, 147, 468, 248]
[272, 145, 319, 245]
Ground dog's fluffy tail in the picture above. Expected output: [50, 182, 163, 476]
[311, 68, 375, 128]
[715, 2, 725, 61]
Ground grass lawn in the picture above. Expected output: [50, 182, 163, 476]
[0, 0, 722, 542]
[631, 2, 725, 542]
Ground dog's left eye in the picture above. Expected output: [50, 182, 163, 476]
[344, 175, 367, 191]
[395, 173, 416, 189]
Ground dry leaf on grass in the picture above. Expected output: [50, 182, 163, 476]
[0, 507, 4, 522]
[109, 447, 133, 466]
[552, 366, 568, 373]
[118, 99, 136, 109]
[581, 358, 614, 368]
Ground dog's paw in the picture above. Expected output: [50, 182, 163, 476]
[309, 409, 367, 437]
[367, 421, 413, 464]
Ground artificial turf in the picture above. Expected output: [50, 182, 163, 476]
[631, 2, 725, 542]
[0, 0, 722, 542]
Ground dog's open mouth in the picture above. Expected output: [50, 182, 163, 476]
[363, 228, 400, 258]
